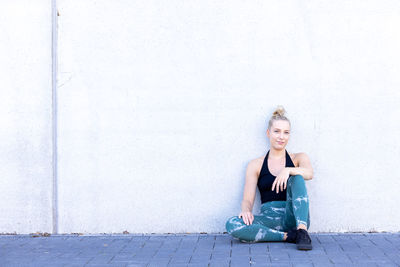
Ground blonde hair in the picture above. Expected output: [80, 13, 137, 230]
[268, 105, 290, 129]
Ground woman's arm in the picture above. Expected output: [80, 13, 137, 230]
[272, 153, 313, 193]
[239, 160, 259, 225]
[286, 153, 314, 180]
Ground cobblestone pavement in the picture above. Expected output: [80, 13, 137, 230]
[1, 233, 400, 266]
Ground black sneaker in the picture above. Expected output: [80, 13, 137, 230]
[285, 228, 298, 243]
[296, 229, 312, 250]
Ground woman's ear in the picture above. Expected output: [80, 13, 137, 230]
[266, 129, 270, 138]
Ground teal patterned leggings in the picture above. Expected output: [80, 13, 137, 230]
[225, 175, 310, 242]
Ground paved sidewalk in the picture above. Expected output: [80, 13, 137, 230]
[1, 233, 399, 266]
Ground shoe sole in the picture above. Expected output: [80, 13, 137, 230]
[297, 243, 312, 250]
[239, 239, 256, 243]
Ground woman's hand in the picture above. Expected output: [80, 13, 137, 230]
[239, 211, 254, 225]
[271, 168, 290, 194]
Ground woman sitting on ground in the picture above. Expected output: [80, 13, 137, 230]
[225, 106, 313, 250]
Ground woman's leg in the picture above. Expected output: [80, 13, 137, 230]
[283, 175, 310, 231]
[225, 201, 286, 242]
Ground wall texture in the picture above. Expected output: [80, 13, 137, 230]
[0, 1, 53, 233]
[1, 0, 400, 234]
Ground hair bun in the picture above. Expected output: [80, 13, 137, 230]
[273, 105, 286, 117]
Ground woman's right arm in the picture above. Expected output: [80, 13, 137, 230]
[238, 160, 259, 225]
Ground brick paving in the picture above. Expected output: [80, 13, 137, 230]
[1, 233, 399, 266]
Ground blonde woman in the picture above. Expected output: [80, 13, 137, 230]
[225, 106, 313, 250]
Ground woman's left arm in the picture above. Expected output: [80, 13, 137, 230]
[272, 153, 314, 193]
[286, 153, 314, 180]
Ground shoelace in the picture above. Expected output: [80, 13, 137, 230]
[297, 230, 311, 243]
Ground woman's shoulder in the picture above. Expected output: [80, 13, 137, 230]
[248, 155, 266, 176]
[288, 152, 310, 166]
[251, 154, 267, 165]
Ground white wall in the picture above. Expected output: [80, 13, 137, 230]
[1, 1, 399, 234]
[0, 1, 53, 233]
[57, 0, 400, 233]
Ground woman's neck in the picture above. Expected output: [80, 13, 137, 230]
[269, 148, 286, 159]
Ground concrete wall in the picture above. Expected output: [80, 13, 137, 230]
[0, 1, 53, 233]
[1, 0, 400, 234]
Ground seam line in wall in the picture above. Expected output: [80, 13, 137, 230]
[51, 0, 58, 234]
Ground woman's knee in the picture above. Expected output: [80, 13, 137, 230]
[225, 216, 245, 234]
[289, 175, 306, 186]
[292, 174, 304, 181]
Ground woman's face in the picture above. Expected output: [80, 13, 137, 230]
[267, 120, 291, 150]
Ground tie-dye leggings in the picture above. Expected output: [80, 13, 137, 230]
[225, 175, 310, 242]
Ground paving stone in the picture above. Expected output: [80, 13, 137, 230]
[231, 255, 251, 261]
[1, 233, 400, 266]
[193, 247, 213, 254]
[292, 263, 314, 267]
[311, 258, 334, 264]
[148, 263, 169, 267]
[250, 255, 270, 265]
[270, 253, 290, 261]
[231, 262, 251, 267]
[210, 258, 230, 264]
[264, 264, 292, 267]
[312, 263, 335, 267]
[86, 255, 114, 264]
[149, 259, 170, 266]
[288, 250, 311, 257]
[189, 258, 210, 264]
[250, 246, 268, 255]
[210, 252, 230, 259]
[169, 257, 191, 264]
[328, 254, 352, 264]
[209, 262, 229, 267]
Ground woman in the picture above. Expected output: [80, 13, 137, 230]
[225, 106, 313, 250]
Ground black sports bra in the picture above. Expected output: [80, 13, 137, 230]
[257, 150, 295, 203]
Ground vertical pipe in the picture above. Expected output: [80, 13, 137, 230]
[51, 0, 58, 234]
